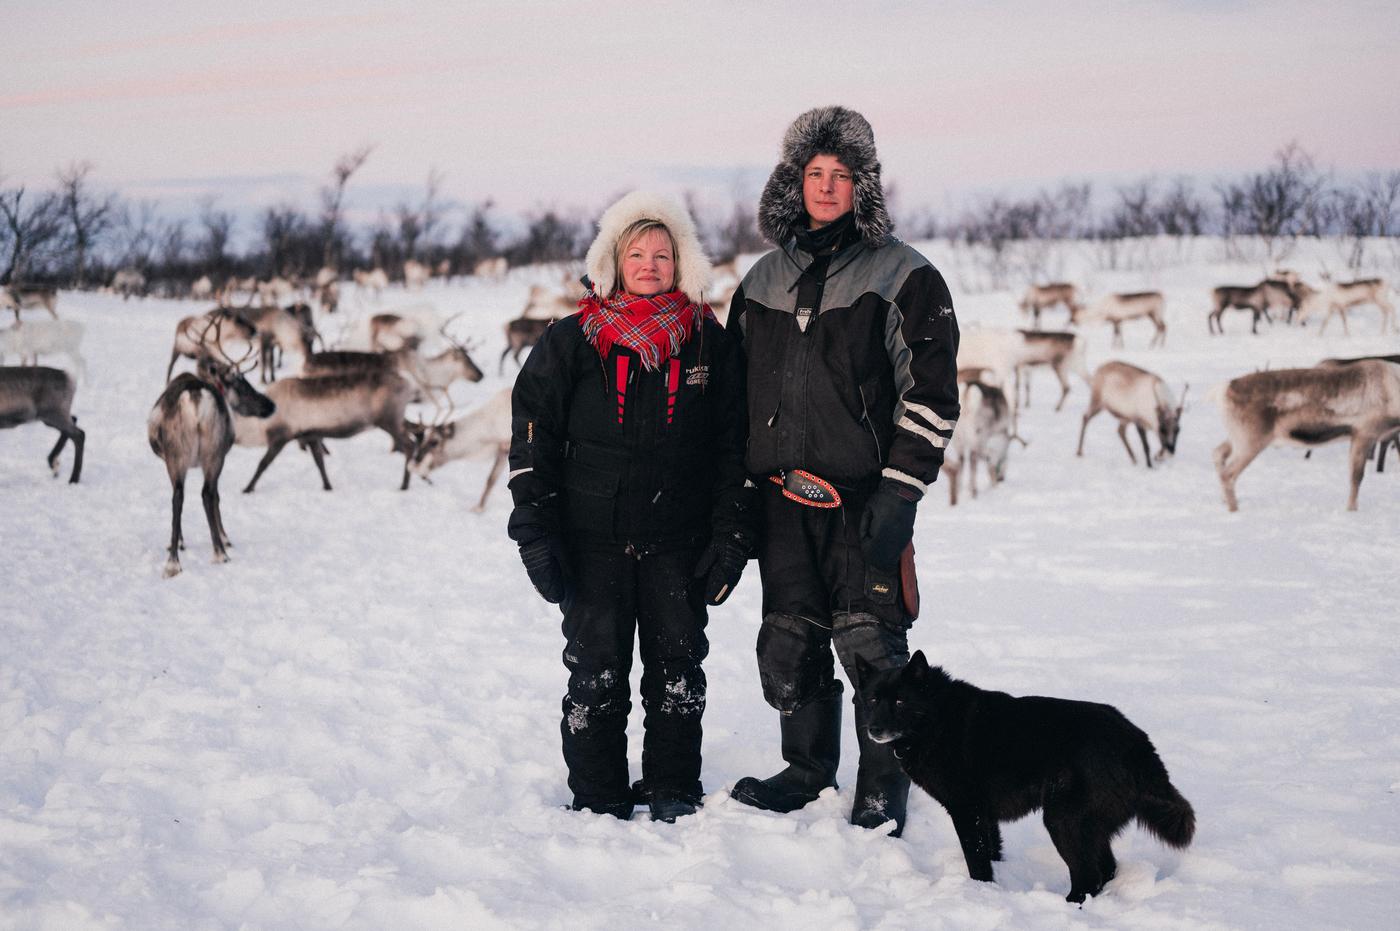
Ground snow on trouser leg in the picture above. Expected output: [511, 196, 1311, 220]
[561, 664, 632, 812]
[834, 611, 912, 836]
[639, 659, 706, 802]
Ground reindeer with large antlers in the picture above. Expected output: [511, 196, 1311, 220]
[165, 309, 258, 382]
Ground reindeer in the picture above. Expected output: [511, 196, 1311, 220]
[147, 358, 276, 577]
[166, 310, 258, 382]
[237, 304, 316, 383]
[1296, 276, 1396, 336]
[403, 259, 431, 290]
[353, 267, 390, 301]
[256, 276, 296, 308]
[368, 311, 433, 352]
[1013, 330, 1090, 411]
[1077, 361, 1186, 468]
[940, 379, 1022, 505]
[499, 317, 554, 374]
[306, 324, 484, 411]
[1, 286, 59, 323]
[318, 279, 340, 315]
[191, 275, 215, 301]
[473, 256, 508, 280]
[1316, 354, 1400, 471]
[1214, 360, 1400, 511]
[111, 267, 147, 300]
[0, 366, 84, 482]
[1018, 282, 1082, 328]
[405, 387, 513, 511]
[0, 319, 86, 378]
[233, 369, 418, 492]
[1073, 292, 1167, 348]
[520, 283, 577, 320]
[1208, 282, 1296, 335]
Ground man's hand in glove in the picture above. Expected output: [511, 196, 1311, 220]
[693, 529, 752, 605]
[859, 478, 921, 572]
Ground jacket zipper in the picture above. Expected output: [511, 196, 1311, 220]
[858, 385, 883, 465]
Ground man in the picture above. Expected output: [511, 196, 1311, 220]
[726, 106, 960, 836]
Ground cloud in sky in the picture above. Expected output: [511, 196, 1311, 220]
[3, 0, 1398, 214]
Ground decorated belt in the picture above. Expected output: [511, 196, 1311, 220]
[768, 469, 841, 508]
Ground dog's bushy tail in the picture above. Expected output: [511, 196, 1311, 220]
[1136, 780, 1196, 849]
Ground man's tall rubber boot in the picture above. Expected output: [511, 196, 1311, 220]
[730, 686, 842, 812]
[850, 695, 910, 836]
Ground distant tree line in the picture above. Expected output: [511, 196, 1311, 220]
[3, 142, 1397, 295]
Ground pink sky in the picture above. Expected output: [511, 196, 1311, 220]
[3, 0, 1398, 215]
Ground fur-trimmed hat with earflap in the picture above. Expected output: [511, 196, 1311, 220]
[584, 190, 714, 304]
[758, 105, 893, 249]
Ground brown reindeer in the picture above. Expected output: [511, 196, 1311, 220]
[1013, 330, 1090, 411]
[1296, 277, 1396, 336]
[166, 309, 258, 382]
[1018, 282, 1082, 328]
[1077, 362, 1185, 468]
[1, 286, 59, 323]
[147, 359, 276, 577]
[1074, 292, 1167, 348]
[499, 317, 555, 374]
[1208, 282, 1297, 335]
[232, 369, 418, 492]
[1213, 360, 1400, 511]
[0, 365, 84, 482]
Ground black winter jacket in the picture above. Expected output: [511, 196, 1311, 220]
[508, 313, 749, 551]
[727, 234, 960, 492]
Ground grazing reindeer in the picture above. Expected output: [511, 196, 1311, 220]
[0, 366, 84, 482]
[2, 286, 59, 323]
[940, 380, 1021, 505]
[1296, 276, 1396, 336]
[166, 310, 258, 381]
[1214, 360, 1400, 511]
[1013, 330, 1090, 411]
[1073, 292, 1167, 348]
[0, 319, 86, 379]
[147, 359, 276, 577]
[499, 317, 555, 374]
[233, 369, 418, 492]
[1018, 282, 1082, 328]
[1077, 362, 1186, 468]
[406, 387, 513, 511]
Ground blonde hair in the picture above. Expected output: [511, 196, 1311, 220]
[612, 220, 676, 296]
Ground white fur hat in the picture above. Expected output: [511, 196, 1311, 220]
[584, 190, 714, 304]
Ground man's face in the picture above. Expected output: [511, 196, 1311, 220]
[803, 154, 854, 229]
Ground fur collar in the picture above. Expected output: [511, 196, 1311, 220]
[758, 106, 893, 250]
[584, 190, 714, 305]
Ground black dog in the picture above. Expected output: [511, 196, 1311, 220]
[857, 651, 1195, 903]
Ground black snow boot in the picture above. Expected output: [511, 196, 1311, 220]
[850, 696, 910, 836]
[730, 686, 842, 812]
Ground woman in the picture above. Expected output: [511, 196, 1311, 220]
[506, 191, 753, 822]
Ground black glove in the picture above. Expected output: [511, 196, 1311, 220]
[508, 497, 569, 605]
[693, 528, 752, 605]
[859, 479, 921, 572]
[518, 535, 568, 604]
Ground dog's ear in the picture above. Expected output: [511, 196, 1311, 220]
[908, 650, 930, 676]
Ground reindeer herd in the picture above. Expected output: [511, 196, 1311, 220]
[3, 258, 1397, 578]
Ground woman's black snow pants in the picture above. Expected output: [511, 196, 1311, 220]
[560, 541, 709, 809]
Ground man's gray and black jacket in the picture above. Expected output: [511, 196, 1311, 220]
[507, 313, 751, 552]
[727, 224, 960, 494]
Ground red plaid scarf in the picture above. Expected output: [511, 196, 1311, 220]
[576, 287, 715, 371]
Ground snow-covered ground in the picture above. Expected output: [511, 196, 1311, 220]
[3, 242, 1399, 930]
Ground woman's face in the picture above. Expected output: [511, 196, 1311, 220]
[620, 227, 676, 297]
